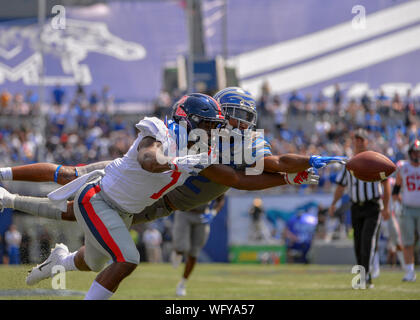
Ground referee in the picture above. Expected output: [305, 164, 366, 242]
[329, 129, 390, 288]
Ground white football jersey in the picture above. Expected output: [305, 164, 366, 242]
[397, 160, 420, 207]
[101, 117, 189, 213]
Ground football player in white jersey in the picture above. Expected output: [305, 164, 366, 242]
[0, 88, 345, 226]
[0, 93, 320, 300]
[392, 139, 420, 282]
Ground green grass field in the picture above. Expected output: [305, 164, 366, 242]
[0, 263, 419, 300]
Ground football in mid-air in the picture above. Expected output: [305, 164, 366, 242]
[345, 151, 396, 182]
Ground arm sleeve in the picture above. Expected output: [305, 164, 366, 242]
[251, 133, 273, 163]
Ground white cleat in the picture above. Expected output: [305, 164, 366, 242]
[0, 186, 13, 212]
[176, 281, 186, 297]
[26, 243, 69, 286]
[170, 251, 183, 269]
[402, 272, 417, 282]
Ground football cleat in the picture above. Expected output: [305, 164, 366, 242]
[402, 272, 417, 282]
[176, 281, 186, 296]
[26, 243, 69, 286]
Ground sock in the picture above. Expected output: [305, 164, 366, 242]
[14, 195, 63, 220]
[396, 251, 406, 270]
[180, 277, 187, 286]
[84, 280, 114, 300]
[2, 193, 16, 208]
[406, 263, 414, 273]
[59, 252, 78, 271]
[0, 167, 13, 180]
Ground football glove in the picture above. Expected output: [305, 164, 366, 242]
[309, 155, 347, 169]
[285, 168, 319, 185]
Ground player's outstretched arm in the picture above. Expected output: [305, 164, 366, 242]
[263, 154, 347, 173]
[200, 165, 318, 190]
[263, 154, 311, 173]
[0, 161, 111, 185]
[0, 163, 76, 185]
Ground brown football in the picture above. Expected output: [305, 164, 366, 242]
[345, 151, 396, 182]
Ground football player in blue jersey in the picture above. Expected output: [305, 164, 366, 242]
[0, 89, 345, 297]
[0, 93, 319, 300]
[0, 88, 345, 228]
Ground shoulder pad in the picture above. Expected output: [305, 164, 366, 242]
[135, 117, 169, 143]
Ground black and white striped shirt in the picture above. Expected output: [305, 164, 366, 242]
[335, 167, 383, 203]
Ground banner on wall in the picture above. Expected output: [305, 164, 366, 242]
[227, 193, 333, 246]
[0, 2, 187, 103]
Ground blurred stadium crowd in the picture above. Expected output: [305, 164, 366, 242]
[0, 82, 419, 265]
[1, 82, 418, 191]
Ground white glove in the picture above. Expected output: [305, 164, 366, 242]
[285, 168, 319, 185]
[169, 152, 214, 176]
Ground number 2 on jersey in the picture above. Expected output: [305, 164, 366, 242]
[150, 171, 181, 199]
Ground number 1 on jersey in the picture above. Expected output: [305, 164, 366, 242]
[150, 171, 181, 200]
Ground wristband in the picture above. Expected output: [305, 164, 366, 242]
[392, 184, 401, 195]
[284, 173, 292, 184]
[54, 165, 62, 183]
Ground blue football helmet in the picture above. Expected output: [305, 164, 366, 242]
[213, 87, 257, 130]
[170, 93, 226, 148]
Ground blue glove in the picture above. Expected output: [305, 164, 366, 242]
[309, 155, 347, 169]
[200, 210, 217, 224]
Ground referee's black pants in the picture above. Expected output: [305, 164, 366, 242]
[351, 201, 381, 279]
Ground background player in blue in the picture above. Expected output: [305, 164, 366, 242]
[171, 195, 225, 296]
[284, 205, 318, 264]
